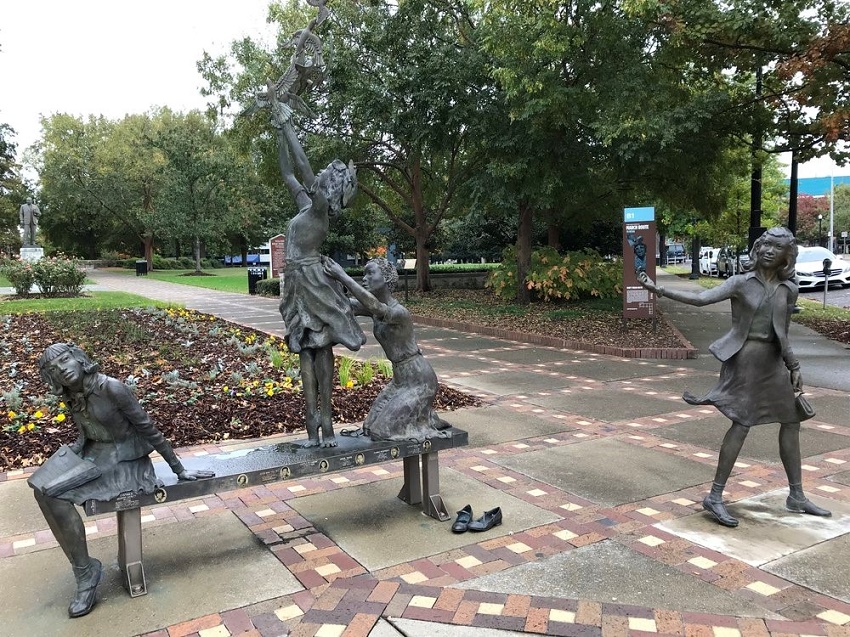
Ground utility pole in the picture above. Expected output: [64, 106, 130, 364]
[749, 65, 766, 250]
[788, 151, 798, 234]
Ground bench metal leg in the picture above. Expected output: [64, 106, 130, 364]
[398, 456, 422, 505]
[421, 451, 449, 521]
[117, 508, 147, 597]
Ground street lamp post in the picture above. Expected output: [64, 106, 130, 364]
[818, 214, 824, 247]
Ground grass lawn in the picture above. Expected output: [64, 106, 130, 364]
[144, 267, 261, 294]
[0, 292, 171, 313]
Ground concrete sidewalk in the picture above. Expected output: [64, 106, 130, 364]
[1, 268, 849, 637]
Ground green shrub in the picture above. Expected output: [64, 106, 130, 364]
[487, 246, 622, 301]
[256, 278, 280, 296]
[2, 255, 86, 297]
[1, 259, 36, 297]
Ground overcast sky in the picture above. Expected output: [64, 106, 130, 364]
[1, 1, 846, 181]
[1, 0, 275, 162]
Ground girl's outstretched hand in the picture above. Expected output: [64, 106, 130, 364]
[637, 272, 657, 293]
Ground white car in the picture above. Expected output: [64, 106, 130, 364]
[795, 246, 850, 289]
[699, 247, 718, 276]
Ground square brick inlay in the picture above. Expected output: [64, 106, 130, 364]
[712, 627, 741, 637]
[478, 603, 505, 615]
[672, 498, 695, 506]
[409, 595, 436, 609]
[554, 530, 577, 541]
[638, 535, 665, 547]
[688, 557, 718, 569]
[456, 556, 483, 569]
[507, 542, 532, 554]
[745, 581, 780, 596]
[818, 609, 850, 625]
[629, 617, 657, 632]
[549, 609, 576, 623]
[315, 563, 341, 577]
[401, 571, 428, 584]
[315, 624, 346, 637]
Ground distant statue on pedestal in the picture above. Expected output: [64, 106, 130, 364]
[19, 197, 41, 246]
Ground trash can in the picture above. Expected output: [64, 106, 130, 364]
[135, 259, 148, 276]
[247, 267, 267, 295]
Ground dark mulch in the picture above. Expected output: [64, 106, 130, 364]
[403, 289, 687, 349]
[0, 308, 478, 472]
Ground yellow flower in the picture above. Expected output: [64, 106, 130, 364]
[34, 410, 44, 419]
[27, 423, 35, 431]
[266, 389, 274, 396]
[59, 402, 66, 409]
[55, 413, 66, 422]
[345, 380, 354, 388]
[222, 386, 229, 392]
[17, 426, 25, 434]
[8, 411, 16, 420]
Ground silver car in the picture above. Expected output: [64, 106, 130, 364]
[716, 247, 750, 277]
[795, 246, 850, 289]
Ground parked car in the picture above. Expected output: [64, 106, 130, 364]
[699, 247, 718, 276]
[665, 243, 687, 264]
[716, 247, 750, 278]
[795, 246, 850, 289]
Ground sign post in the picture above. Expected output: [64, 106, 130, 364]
[623, 207, 657, 328]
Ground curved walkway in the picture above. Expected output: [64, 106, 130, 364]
[1, 268, 848, 637]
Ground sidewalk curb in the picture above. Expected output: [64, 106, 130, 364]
[411, 313, 699, 359]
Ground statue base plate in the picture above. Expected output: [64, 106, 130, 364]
[19, 247, 44, 262]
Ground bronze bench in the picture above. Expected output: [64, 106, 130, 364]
[84, 427, 468, 597]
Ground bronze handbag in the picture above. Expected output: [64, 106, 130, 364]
[795, 393, 815, 422]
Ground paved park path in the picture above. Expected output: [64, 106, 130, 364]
[2, 268, 849, 637]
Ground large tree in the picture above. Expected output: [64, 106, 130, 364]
[200, 0, 492, 290]
[0, 123, 26, 253]
[149, 110, 270, 272]
[37, 113, 166, 261]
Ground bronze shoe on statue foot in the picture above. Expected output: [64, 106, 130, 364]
[786, 496, 832, 517]
[702, 497, 738, 528]
[68, 557, 102, 618]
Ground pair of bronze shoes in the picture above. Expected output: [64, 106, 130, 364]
[451, 505, 502, 533]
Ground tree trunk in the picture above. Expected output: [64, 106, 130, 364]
[415, 231, 431, 292]
[546, 211, 560, 250]
[515, 201, 533, 305]
[194, 235, 202, 272]
[410, 155, 433, 292]
[143, 234, 154, 272]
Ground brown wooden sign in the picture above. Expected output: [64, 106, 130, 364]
[269, 234, 286, 278]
